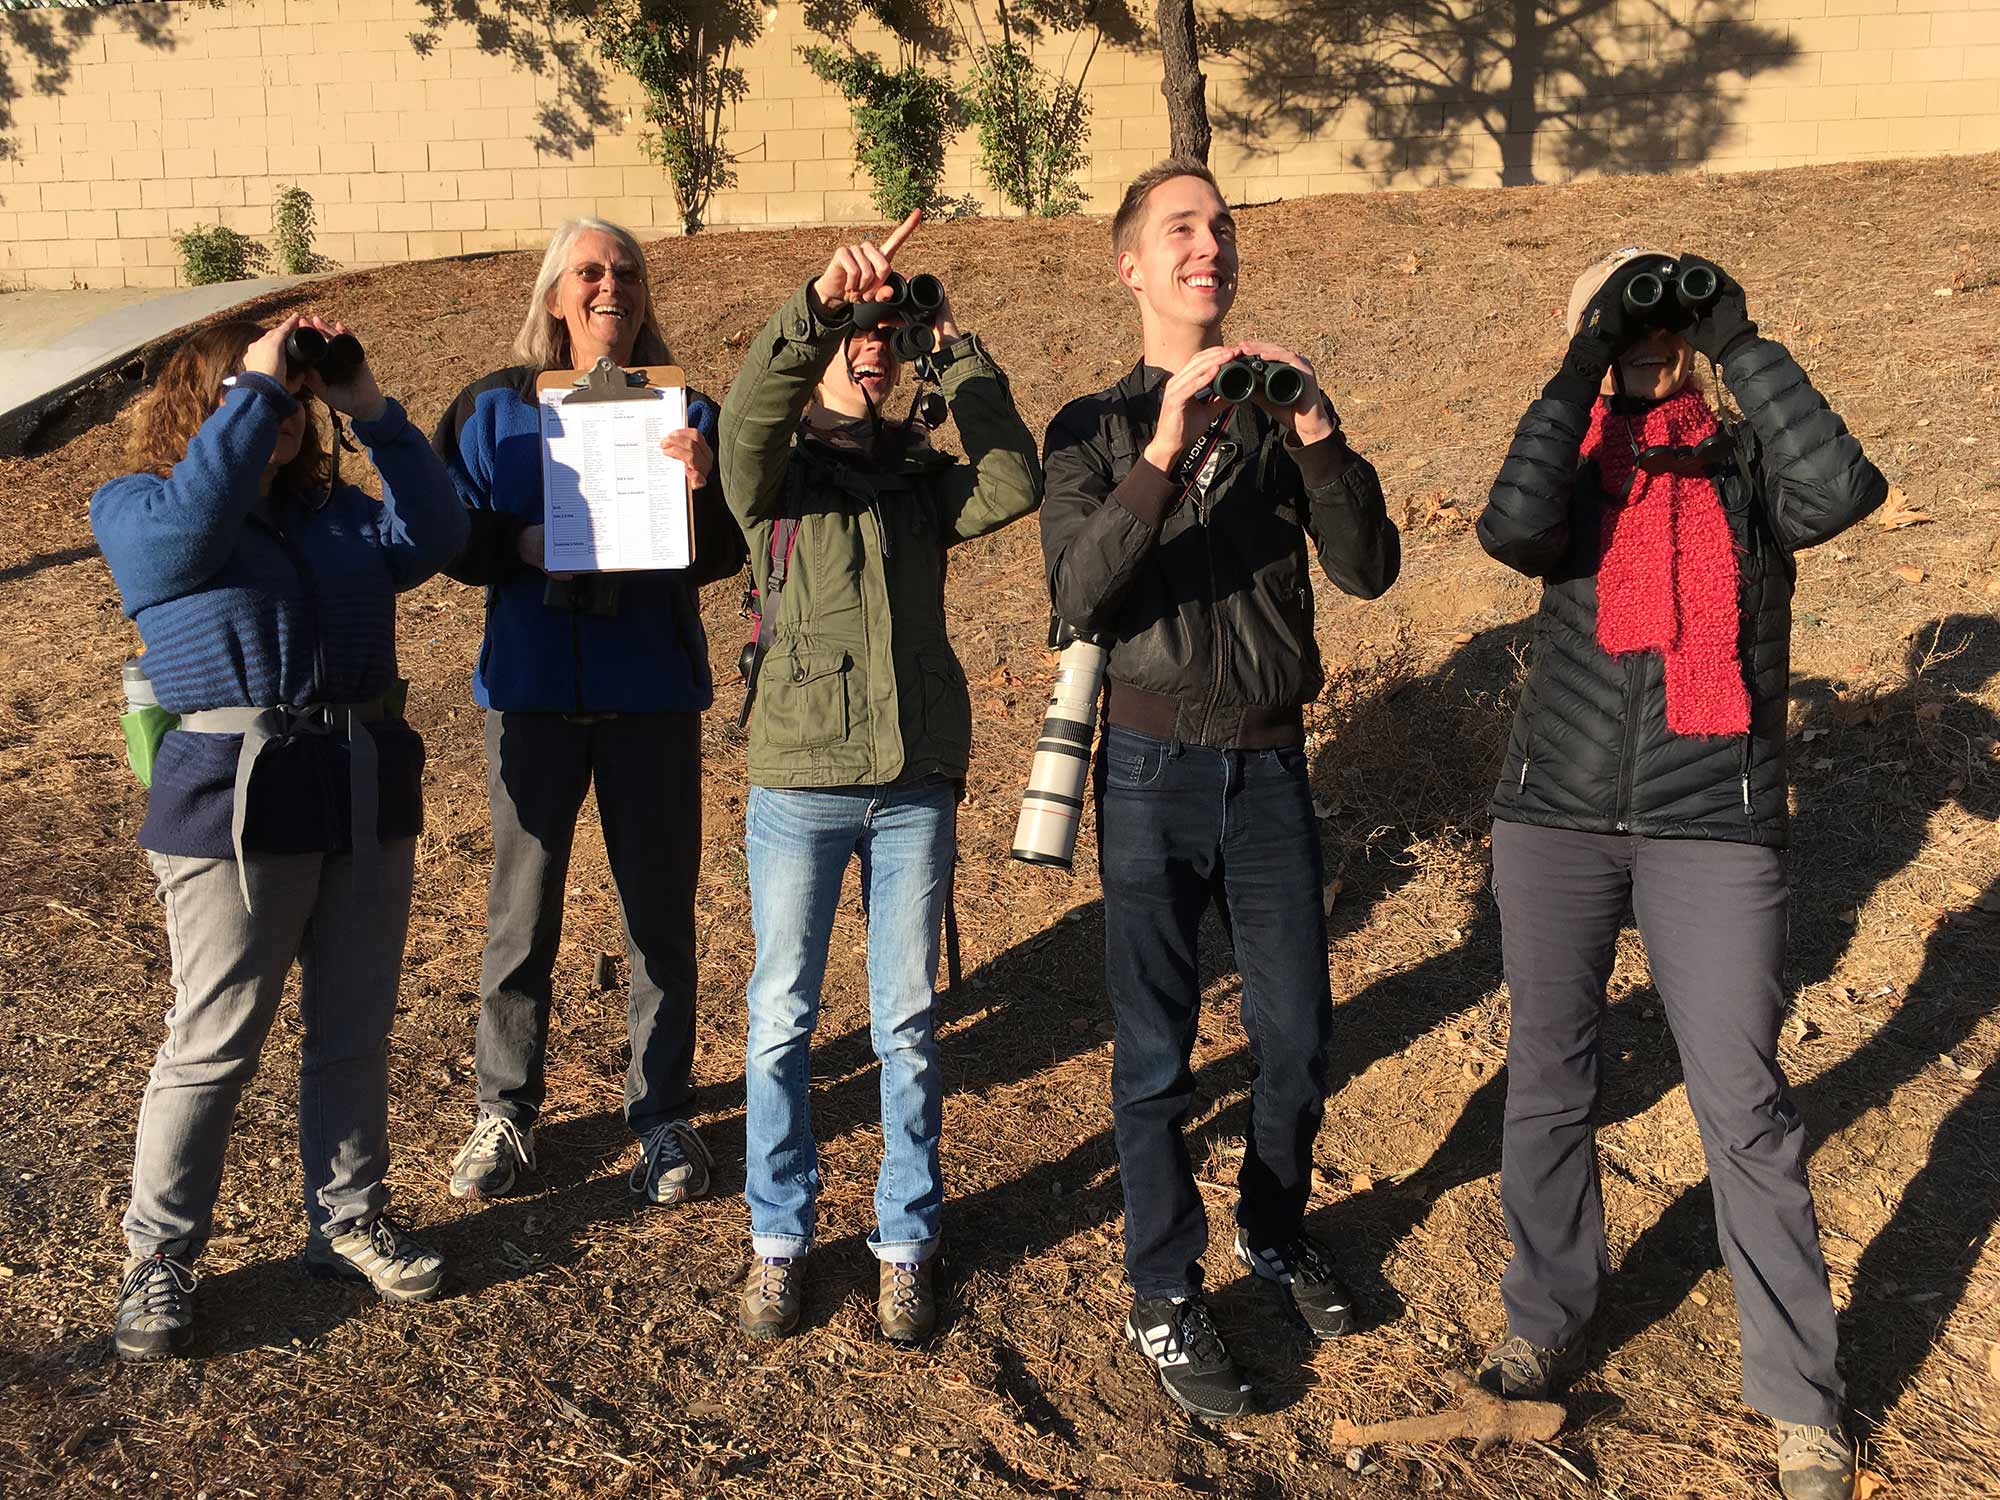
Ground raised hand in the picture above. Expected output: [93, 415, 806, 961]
[298, 315, 387, 423]
[1677, 255, 1757, 363]
[242, 315, 306, 393]
[1141, 345, 1239, 473]
[813, 209, 923, 313]
[1233, 340, 1335, 441]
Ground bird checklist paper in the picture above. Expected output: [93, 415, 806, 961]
[538, 382, 692, 572]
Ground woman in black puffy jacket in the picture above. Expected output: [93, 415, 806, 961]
[1472, 247, 1886, 1500]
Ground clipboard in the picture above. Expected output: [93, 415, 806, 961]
[533, 356, 693, 573]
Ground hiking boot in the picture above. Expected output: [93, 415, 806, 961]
[113, 1252, 196, 1362]
[1233, 1227, 1357, 1339]
[1776, 1421, 1856, 1500]
[740, 1256, 802, 1340]
[630, 1119, 713, 1206]
[877, 1259, 936, 1346]
[1125, 1293, 1257, 1420]
[1475, 1332, 1584, 1399]
[448, 1114, 535, 1200]
[305, 1215, 446, 1303]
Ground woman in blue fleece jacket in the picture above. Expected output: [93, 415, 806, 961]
[431, 219, 746, 1208]
[91, 314, 468, 1361]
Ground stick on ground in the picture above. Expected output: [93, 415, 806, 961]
[1327, 1375, 1565, 1456]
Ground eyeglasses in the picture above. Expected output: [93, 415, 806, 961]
[570, 261, 641, 285]
[1631, 428, 1732, 477]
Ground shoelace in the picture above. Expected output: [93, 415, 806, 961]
[630, 1120, 710, 1191]
[451, 1114, 534, 1173]
[1489, 1334, 1556, 1385]
[885, 1264, 924, 1316]
[1778, 1425, 1851, 1470]
[1176, 1298, 1229, 1368]
[1280, 1235, 1339, 1289]
[361, 1215, 428, 1265]
[751, 1258, 794, 1306]
[119, 1254, 196, 1319]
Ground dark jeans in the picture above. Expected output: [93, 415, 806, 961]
[475, 710, 701, 1137]
[1096, 724, 1334, 1299]
[1491, 818, 1843, 1427]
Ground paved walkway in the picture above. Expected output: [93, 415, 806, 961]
[0, 277, 312, 430]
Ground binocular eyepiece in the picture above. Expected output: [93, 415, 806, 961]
[1204, 355, 1307, 409]
[852, 271, 945, 330]
[283, 325, 365, 385]
[1620, 260, 1720, 331]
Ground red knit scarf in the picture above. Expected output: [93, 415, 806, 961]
[1582, 388, 1751, 737]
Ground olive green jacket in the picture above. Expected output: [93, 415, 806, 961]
[718, 280, 1043, 789]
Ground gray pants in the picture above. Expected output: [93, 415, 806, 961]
[124, 841, 417, 1260]
[474, 711, 701, 1135]
[1491, 819, 1842, 1427]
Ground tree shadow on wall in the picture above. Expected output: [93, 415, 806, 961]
[408, 0, 621, 158]
[0, 0, 186, 168]
[1208, 0, 1801, 187]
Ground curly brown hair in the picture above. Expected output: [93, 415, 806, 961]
[124, 320, 328, 495]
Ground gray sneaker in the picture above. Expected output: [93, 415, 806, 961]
[448, 1114, 535, 1200]
[305, 1215, 446, 1303]
[740, 1256, 803, 1340]
[1475, 1332, 1584, 1399]
[113, 1252, 196, 1362]
[630, 1119, 712, 1205]
[1776, 1421, 1856, 1500]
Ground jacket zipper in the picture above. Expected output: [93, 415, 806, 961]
[1613, 651, 1642, 831]
[1189, 441, 1236, 745]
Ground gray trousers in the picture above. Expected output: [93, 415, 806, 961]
[124, 840, 417, 1260]
[1491, 819, 1842, 1427]
[474, 710, 701, 1135]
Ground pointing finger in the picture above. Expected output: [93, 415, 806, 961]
[880, 208, 923, 259]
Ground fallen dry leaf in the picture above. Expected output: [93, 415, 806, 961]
[1322, 877, 1345, 915]
[1856, 1470, 1888, 1499]
[1892, 566, 1926, 584]
[1952, 882, 1981, 900]
[1874, 487, 1931, 530]
[1915, 702, 1945, 722]
[1989, 1341, 2000, 1383]
[1451, 630, 1474, 645]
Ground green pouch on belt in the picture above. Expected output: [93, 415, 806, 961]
[382, 676, 409, 720]
[119, 705, 177, 789]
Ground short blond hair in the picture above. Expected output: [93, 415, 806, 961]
[515, 218, 673, 370]
[1112, 159, 1223, 255]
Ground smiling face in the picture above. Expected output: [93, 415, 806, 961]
[815, 320, 904, 417]
[1610, 326, 1694, 400]
[1117, 173, 1238, 340]
[547, 229, 647, 367]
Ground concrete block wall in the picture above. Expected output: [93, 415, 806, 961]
[0, 0, 1995, 287]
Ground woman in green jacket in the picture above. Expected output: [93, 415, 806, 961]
[718, 211, 1041, 1346]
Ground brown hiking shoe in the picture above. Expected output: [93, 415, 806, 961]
[1776, 1421, 1856, 1500]
[877, 1258, 936, 1345]
[739, 1256, 802, 1340]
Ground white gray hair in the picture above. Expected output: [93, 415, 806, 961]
[514, 218, 673, 370]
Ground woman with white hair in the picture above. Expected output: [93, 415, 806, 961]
[1474, 249, 1887, 1500]
[432, 218, 746, 1206]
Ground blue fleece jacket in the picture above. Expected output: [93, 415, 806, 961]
[431, 367, 747, 714]
[90, 373, 469, 856]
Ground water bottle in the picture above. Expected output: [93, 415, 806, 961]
[119, 657, 176, 788]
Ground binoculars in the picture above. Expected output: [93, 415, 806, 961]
[1203, 355, 1306, 408]
[283, 325, 365, 385]
[853, 273, 945, 362]
[1621, 260, 1719, 331]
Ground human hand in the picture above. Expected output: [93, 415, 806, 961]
[813, 209, 923, 313]
[1677, 255, 1757, 362]
[931, 284, 963, 349]
[242, 315, 306, 394]
[297, 315, 387, 422]
[516, 523, 575, 581]
[659, 426, 713, 489]
[1140, 345, 1239, 473]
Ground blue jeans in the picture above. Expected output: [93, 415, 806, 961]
[1096, 725, 1334, 1298]
[743, 779, 955, 1263]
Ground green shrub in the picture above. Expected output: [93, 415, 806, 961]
[174, 224, 269, 286]
[801, 45, 970, 220]
[270, 186, 335, 275]
[962, 40, 1091, 219]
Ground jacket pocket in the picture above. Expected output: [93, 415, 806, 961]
[763, 647, 850, 750]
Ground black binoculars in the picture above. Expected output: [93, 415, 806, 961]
[853, 272, 944, 331]
[1203, 355, 1306, 408]
[283, 325, 365, 385]
[1621, 260, 1720, 331]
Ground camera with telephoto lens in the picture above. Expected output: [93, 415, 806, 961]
[283, 325, 366, 385]
[1203, 354, 1307, 409]
[1012, 615, 1107, 871]
[1619, 258, 1720, 333]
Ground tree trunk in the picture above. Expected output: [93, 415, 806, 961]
[1156, 0, 1210, 165]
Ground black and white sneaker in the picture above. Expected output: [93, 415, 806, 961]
[1233, 1227, 1357, 1339]
[1124, 1293, 1257, 1419]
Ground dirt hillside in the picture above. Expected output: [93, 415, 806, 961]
[1, 154, 1997, 1499]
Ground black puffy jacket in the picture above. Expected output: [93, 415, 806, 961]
[1041, 362, 1400, 749]
[1478, 337, 1887, 847]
